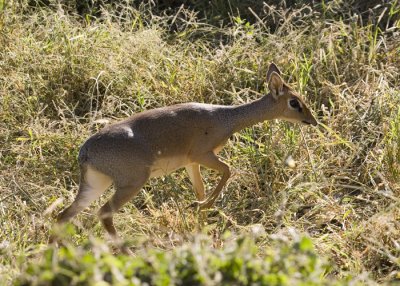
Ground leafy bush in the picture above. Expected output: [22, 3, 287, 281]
[15, 233, 361, 286]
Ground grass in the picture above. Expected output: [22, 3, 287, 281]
[1, 0, 400, 284]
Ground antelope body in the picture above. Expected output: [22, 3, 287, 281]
[57, 63, 317, 240]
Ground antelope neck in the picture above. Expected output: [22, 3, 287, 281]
[226, 95, 278, 132]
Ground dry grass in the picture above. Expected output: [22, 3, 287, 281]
[1, 0, 400, 284]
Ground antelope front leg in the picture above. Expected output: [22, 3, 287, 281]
[191, 152, 231, 209]
[186, 163, 205, 201]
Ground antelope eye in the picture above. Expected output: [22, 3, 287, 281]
[289, 99, 300, 109]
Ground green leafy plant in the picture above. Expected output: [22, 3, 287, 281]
[15, 233, 361, 286]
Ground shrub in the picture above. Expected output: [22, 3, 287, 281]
[15, 233, 363, 286]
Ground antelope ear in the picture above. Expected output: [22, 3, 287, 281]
[266, 62, 281, 82]
[268, 71, 284, 100]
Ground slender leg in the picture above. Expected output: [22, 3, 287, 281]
[191, 152, 231, 209]
[57, 166, 112, 223]
[98, 177, 147, 240]
[186, 163, 205, 201]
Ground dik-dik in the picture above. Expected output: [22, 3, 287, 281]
[57, 63, 317, 240]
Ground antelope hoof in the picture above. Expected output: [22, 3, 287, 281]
[121, 245, 133, 256]
[189, 200, 212, 210]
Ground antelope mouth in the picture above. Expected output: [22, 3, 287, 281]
[302, 120, 311, 125]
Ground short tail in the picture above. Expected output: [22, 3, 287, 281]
[78, 142, 89, 164]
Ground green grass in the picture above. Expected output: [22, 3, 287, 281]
[1, 0, 400, 285]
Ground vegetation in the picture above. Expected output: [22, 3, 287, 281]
[1, 0, 399, 285]
[16, 231, 357, 286]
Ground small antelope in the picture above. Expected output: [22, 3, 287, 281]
[57, 63, 317, 240]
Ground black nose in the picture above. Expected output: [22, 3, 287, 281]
[302, 120, 311, 125]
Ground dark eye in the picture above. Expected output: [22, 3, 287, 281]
[289, 99, 300, 108]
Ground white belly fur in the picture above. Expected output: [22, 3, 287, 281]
[149, 156, 191, 178]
